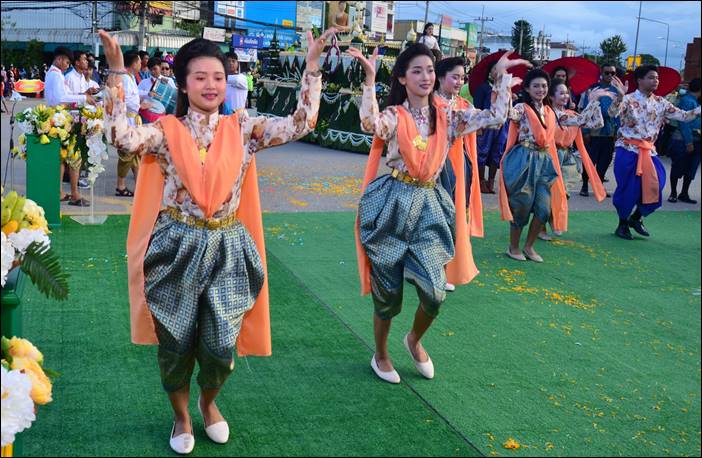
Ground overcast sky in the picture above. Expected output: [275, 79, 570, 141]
[395, 1, 701, 67]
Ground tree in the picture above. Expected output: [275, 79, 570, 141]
[175, 19, 205, 38]
[511, 20, 534, 61]
[599, 35, 627, 67]
[639, 53, 660, 66]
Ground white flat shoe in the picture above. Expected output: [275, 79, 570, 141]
[403, 334, 434, 379]
[198, 397, 230, 444]
[445, 282, 456, 292]
[537, 232, 552, 241]
[370, 354, 401, 384]
[169, 420, 195, 454]
[523, 250, 544, 263]
[506, 249, 527, 261]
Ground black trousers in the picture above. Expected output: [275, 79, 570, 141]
[582, 136, 615, 184]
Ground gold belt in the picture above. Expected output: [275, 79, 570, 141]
[390, 168, 435, 189]
[519, 141, 550, 154]
[163, 207, 239, 230]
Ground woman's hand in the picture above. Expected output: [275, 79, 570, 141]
[348, 46, 379, 86]
[305, 28, 337, 72]
[494, 50, 532, 76]
[98, 30, 124, 72]
[589, 88, 612, 102]
[610, 76, 628, 97]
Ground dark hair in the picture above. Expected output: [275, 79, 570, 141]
[634, 64, 658, 81]
[548, 78, 567, 97]
[422, 22, 434, 35]
[54, 47, 73, 62]
[689, 78, 701, 93]
[615, 67, 625, 79]
[138, 51, 150, 59]
[601, 62, 616, 70]
[147, 57, 162, 70]
[174, 38, 227, 117]
[124, 51, 140, 68]
[225, 51, 238, 60]
[520, 68, 551, 128]
[550, 66, 568, 84]
[72, 50, 86, 65]
[387, 43, 437, 136]
[434, 56, 465, 90]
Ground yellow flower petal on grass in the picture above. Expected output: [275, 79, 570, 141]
[503, 438, 521, 449]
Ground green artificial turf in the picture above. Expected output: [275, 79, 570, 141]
[15, 211, 701, 456]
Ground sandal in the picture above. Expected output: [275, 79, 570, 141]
[60, 194, 72, 202]
[115, 187, 134, 197]
[68, 197, 90, 207]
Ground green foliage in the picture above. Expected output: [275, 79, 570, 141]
[175, 19, 204, 38]
[20, 242, 69, 301]
[639, 53, 660, 66]
[511, 20, 535, 61]
[599, 35, 627, 67]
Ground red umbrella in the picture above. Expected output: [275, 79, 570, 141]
[542, 57, 600, 96]
[469, 51, 529, 95]
[623, 66, 681, 97]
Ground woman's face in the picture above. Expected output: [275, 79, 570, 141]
[553, 69, 567, 81]
[439, 65, 465, 96]
[550, 84, 570, 107]
[183, 57, 226, 114]
[426, 25, 434, 36]
[399, 55, 435, 99]
[526, 77, 549, 103]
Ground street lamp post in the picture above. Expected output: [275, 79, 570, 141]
[639, 16, 670, 66]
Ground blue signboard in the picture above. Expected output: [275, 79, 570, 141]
[232, 34, 264, 48]
[245, 27, 298, 48]
[243, 1, 298, 47]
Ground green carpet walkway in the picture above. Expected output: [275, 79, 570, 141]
[17, 211, 701, 456]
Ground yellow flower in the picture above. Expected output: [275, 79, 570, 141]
[18, 134, 26, 145]
[60, 148, 68, 159]
[7, 337, 44, 365]
[40, 121, 51, 133]
[503, 438, 521, 449]
[11, 356, 53, 405]
[49, 127, 59, 137]
[412, 135, 428, 151]
[39, 134, 50, 144]
[58, 129, 69, 141]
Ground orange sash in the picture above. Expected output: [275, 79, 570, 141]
[623, 138, 659, 204]
[452, 97, 484, 237]
[554, 115, 606, 202]
[354, 101, 477, 296]
[498, 105, 569, 232]
[126, 114, 271, 357]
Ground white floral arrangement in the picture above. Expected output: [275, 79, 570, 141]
[78, 105, 108, 185]
[1, 365, 36, 447]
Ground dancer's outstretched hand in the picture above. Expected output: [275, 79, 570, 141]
[306, 28, 336, 72]
[348, 46, 379, 85]
[611, 76, 629, 97]
[98, 30, 124, 72]
[590, 88, 613, 101]
[494, 50, 532, 76]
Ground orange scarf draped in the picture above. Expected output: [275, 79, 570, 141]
[354, 101, 477, 296]
[498, 105, 569, 232]
[622, 138, 659, 204]
[126, 114, 271, 357]
[554, 114, 606, 202]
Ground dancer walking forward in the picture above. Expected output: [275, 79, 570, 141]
[349, 44, 527, 383]
[608, 65, 701, 240]
[99, 28, 334, 454]
[498, 69, 612, 262]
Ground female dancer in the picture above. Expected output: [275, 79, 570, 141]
[349, 43, 527, 383]
[434, 56, 484, 291]
[538, 78, 611, 240]
[99, 28, 334, 454]
[499, 69, 610, 262]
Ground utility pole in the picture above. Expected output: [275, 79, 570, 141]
[518, 19, 524, 55]
[423, 0, 429, 26]
[92, 1, 99, 60]
[138, 0, 147, 52]
[633, 0, 642, 63]
[475, 5, 493, 63]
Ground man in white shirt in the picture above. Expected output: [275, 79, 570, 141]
[225, 52, 248, 112]
[44, 47, 95, 206]
[115, 51, 144, 197]
[137, 56, 176, 101]
[65, 51, 98, 99]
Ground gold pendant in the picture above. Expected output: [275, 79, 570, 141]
[198, 146, 207, 163]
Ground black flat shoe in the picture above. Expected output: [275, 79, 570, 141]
[628, 218, 649, 237]
[668, 195, 678, 203]
[678, 195, 697, 204]
[615, 224, 633, 240]
[579, 189, 589, 197]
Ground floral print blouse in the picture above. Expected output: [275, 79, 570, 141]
[105, 70, 322, 218]
[359, 73, 513, 178]
[508, 99, 604, 145]
[608, 89, 701, 154]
